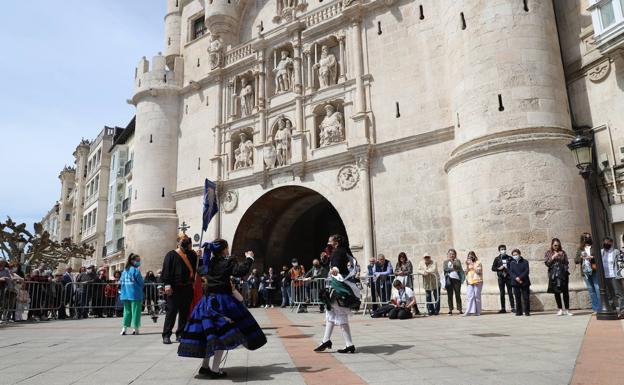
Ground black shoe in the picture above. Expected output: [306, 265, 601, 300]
[511, 308, 516, 313]
[151, 316, 158, 323]
[314, 340, 332, 352]
[515, 313, 522, 316]
[498, 309, 506, 314]
[198, 367, 228, 379]
[525, 313, 530, 316]
[338, 345, 356, 354]
[162, 336, 172, 345]
[447, 311, 453, 315]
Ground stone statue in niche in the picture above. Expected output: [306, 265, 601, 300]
[319, 104, 344, 147]
[274, 51, 294, 93]
[238, 78, 254, 117]
[274, 119, 293, 167]
[208, 34, 224, 70]
[314, 45, 338, 88]
[234, 133, 254, 169]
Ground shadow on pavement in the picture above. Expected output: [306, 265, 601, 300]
[194, 363, 328, 382]
[356, 344, 412, 355]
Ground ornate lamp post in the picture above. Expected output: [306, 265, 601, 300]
[567, 134, 618, 320]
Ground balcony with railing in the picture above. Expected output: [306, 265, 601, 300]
[589, 0, 624, 54]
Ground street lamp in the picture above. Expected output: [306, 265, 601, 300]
[567, 133, 618, 320]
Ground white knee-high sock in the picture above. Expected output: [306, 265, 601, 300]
[340, 323, 353, 347]
[202, 356, 211, 369]
[212, 350, 224, 372]
[322, 322, 334, 343]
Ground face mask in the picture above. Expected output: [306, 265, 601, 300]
[292, 263, 298, 267]
[512, 255, 520, 261]
[313, 263, 319, 267]
[586, 239, 593, 246]
[134, 261, 141, 267]
[500, 250, 507, 255]
[604, 244, 613, 250]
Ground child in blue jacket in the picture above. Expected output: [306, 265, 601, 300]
[120, 253, 144, 335]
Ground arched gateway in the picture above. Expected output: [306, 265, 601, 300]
[231, 186, 347, 271]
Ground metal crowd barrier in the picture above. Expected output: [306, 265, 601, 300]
[290, 277, 327, 312]
[0, 280, 64, 322]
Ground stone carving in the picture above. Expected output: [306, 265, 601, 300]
[274, 51, 294, 93]
[234, 132, 254, 169]
[319, 104, 344, 147]
[274, 118, 293, 167]
[222, 190, 238, 213]
[238, 78, 254, 117]
[263, 144, 278, 169]
[208, 34, 224, 70]
[275, 0, 305, 23]
[588, 61, 610, 83]
[314, 45, 338, 88]
[337, 165, 360, 190]
[342, 0, 359, 7]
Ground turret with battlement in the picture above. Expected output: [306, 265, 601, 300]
[134, 53, 184, 96]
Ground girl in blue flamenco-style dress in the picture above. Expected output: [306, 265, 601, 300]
[177, 239, 267, 379]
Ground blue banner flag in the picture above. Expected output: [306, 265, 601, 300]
[202, 179, 218, 232]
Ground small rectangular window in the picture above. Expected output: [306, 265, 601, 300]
[600, 2, 616, 28]
[192, 17, 206, 40]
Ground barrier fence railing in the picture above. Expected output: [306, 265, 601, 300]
[290, 277, 327, 312]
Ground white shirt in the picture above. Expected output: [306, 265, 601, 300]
[602, 249, 616, 278]
[447, 261, 459, 280]
[392, 287, 414, 304]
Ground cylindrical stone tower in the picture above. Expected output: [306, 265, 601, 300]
[444, 0, 589, 310]
[126, 52, 184, 273]
[164, 0, 182, 69]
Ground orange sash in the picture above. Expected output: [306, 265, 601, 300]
[176, 248, 194, 280]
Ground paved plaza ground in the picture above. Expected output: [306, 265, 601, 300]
[1, 308, 623, 385]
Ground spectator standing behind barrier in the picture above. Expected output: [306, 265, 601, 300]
[290, 259, 307, 313]
[50, 270, 64, 320]
[509, 249, 530, 316]
[366, 256, 380, 311]
[144, 271, 158, 321]
[602, 237, 624, 317]
[120, 253, 144, 335]
[61, 267, 74, 319]
[15, 277, 28, 322]
[280, 265, 292, 308]
[544, 238, 573, 316]
[0, 260, 13, 323]
[418, 254, 440, 316]
[263, 267, 277, 308]
[304, 259, 329, 312]
[246, 269, 261, 308]
[28, 269, 49, 321]
[374, 254, 393, 306]
[575, 233, 600, 313]
[443, 249, 464, 315]
[75, 266, 95, 319]
[464, 251, 483, 316]
[491, 244, 515, 314]
[389, 279, 415, 319]
[92, 269, 107, 318]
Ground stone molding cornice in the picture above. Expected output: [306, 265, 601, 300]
[444, 127, 575, 173]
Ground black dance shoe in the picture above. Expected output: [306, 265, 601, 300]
[162, 336, 172, 345]
[338, 345, 356, 354]
[313, 340, 332, 352]
[198, 367, 228, 379]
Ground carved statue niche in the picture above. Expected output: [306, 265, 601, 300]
[237, 75, 255, 117]
[272, 47, 294, 95]
[313, 44, 338, 89]
[208, 33, 224, 70]
[232, 130, 254, 170]
[270, 116, 293, 167]
[316, 102, 345, 147]
[274, 0, 307, 23]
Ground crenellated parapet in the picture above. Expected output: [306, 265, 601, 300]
[133, 53, 184, 99]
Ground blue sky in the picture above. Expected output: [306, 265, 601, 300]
[0, 1, 165, 228]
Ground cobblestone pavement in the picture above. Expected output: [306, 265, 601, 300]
[0, 308, 614, 385]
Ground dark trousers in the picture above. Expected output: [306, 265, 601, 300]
[370, 279, 391, 310]
[264, 288, 275, 305]
[498, 277, 515, 310]
[162, 285, 193, 338]
[447, 278, 462, 312]
[553, 280, 570, 309]
[426, 288, 440, 315]
[389, 307, 412, 319]
[513, 286, 530, 315]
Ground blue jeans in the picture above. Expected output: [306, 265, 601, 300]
[281, 286, 291, 307]
[583, 273, 600, 311]
[426, 288, 440, 315]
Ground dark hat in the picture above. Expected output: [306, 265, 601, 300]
[291, 258, 298, 263]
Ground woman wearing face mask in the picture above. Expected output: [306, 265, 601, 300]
[178, 239, 266, 379]
[575, 232, 600, 313]
[119, 253, 144, 335]
[544, 238, 572, 316]
[464, 251, 483, 316]
[601, 237, 624, 317]
[509, 249, 530, 316]
[443, 249, 464, 315]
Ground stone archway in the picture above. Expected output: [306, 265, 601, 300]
[231, 186, 347, 271]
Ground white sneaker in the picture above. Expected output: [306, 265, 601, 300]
[565, 310, 573, 316]
[557, 309, 564, 316]
[271, 305, 274, 308]
[120, 327, 127, 335]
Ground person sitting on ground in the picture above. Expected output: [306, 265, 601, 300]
[389, 279, 416, 320]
